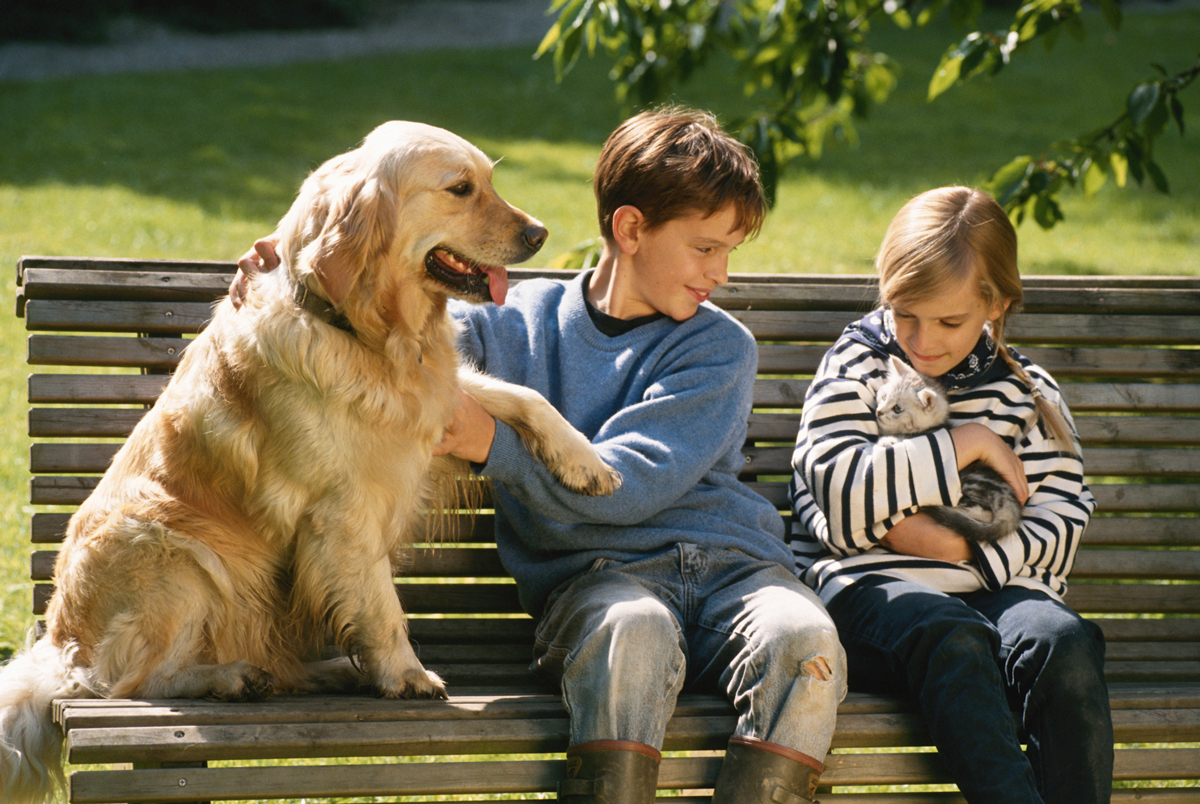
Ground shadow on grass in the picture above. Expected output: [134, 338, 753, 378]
[1, 8, 1197, 229]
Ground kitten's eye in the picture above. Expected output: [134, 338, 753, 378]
[892, 404, 903, 414]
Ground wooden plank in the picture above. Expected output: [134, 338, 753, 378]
[60, 698, 1200, 767]
[1070, 549, 1200, 581]
[756, 343, 1200, 379]
[61, 744, 1200, 802]
[1065, 583, 1200, 615]
[30, 474, 500, 508]
[20, 268, 234, 304]
[32, 579, 523, 617]
[31, 543, 509, 580]
[1062, 383, 1200, 413]
[30, 511, 498, 546]
[745, 481, 1200, 514]
[1096, 619, 1200, 642]
[732, 310, 1200, 346]
[31, 444, 121, 474]
[17, 256, 236, 280]
[24, 299, 215, 334]
[28, 334, 189, 370]
[740, 444, 1200, 476]
[1084, 518, 1200, 548]
[29, 374, 170, 404]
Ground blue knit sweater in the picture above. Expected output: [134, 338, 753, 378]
[451, 272, 792, 615]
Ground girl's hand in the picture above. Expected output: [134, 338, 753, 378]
[433, 389, 497, 464]
[881, 514, 973, 562]
[950, 422, 1029, 503]
[230, 235, 282, 309]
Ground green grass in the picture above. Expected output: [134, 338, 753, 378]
[0, 4, 1198, 798]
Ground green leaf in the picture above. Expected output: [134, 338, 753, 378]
[1033, 194, 1064, 230]
[1146, 159, 1170, 194]
[928, 51, 963, 100]
[1110, 151, 1128, 187]
[1096, 0, 1122, 30]
[987, 155, 1033, 207]
[1082, 159, 1107, 196]
[1170, 95, 1186, 136]
[1127, 82, 1161, 126]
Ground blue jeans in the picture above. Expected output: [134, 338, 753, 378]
[826, 575, 1113, 804]
[531, 543, 846, 759]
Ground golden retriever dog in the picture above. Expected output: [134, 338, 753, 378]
[0, 121, 621, 804]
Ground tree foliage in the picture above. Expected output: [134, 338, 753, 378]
[535, 0, 1197, 229]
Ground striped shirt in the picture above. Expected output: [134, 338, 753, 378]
[788, 323, 1095, 605]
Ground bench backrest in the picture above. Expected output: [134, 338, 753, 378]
[18, 257, 1200, 686]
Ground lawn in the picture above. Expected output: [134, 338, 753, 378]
[0, 2, 1198, 790]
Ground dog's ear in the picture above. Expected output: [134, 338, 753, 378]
[307, 172, 397, 306]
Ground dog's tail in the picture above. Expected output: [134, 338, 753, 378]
[0, 632, 97, 804]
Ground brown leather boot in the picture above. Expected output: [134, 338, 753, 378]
[711, 735, 824, 804]
[557, 740, 660, 803]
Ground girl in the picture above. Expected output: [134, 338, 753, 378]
[788, 186, 1113, 803]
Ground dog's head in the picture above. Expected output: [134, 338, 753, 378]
[274, 121, 548, 339]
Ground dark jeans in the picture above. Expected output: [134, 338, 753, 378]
[826, 576, 1113, 804]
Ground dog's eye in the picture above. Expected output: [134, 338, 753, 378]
[447, 181, 472, 197]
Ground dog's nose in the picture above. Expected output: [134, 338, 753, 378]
[524, 224, 549, 251]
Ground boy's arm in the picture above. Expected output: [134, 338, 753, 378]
[476, 329, 759, 527]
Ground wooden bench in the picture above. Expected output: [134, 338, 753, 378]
[15, 255, 1200, 803]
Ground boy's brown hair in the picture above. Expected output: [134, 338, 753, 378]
[593, 107, 767, 242]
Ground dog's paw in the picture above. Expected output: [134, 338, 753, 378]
[378, 667, 448, 700]
[560, 461, 622, 497]
[533, 439, 622, 497]
[206, 661, 276, 702]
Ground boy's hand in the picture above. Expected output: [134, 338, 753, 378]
[230, 235, 282, 309]
[433, 389, 497, 465]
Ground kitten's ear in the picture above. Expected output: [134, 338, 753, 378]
[889, 355, 908, 376]
[918, 388, 940, 411]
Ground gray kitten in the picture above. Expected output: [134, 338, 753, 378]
[875, 355, 1022, 544]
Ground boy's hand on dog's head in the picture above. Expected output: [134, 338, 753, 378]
[231, 236, 282, 309]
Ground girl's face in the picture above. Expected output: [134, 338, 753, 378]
[888, 279, 1008, 377]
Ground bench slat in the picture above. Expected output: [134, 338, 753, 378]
[742, 445, 1200, 476]
[24, 299, 214, 334]
[751, 381, 1200, 414]
[28, 334, 188, 370]
[29, 374, 168, 405]
[32, 546, 1200, 584]
[63, 747, 1200, 804]
[755, 343, 1200, 379]
[59, 702, 1200, 766]
[728, 310, 1200, 345]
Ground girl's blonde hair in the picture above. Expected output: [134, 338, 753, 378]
[875, 186, 1076, 450]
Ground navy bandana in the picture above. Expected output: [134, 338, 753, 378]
[845, 308, 1013, 391]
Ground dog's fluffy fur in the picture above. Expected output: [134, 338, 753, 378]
[0, 121, 620, 804]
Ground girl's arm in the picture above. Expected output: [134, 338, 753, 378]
[793, 343, 967, 556]
[968, 381, 1095, 590]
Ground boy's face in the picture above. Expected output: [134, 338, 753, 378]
[620, 204, 745, 322]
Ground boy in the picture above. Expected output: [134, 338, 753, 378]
[239, 107, 844, 803]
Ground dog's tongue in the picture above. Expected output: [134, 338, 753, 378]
[483, 265, 508, 306]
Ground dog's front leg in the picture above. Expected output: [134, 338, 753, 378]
[293, 514, 446, 699]
[457, 368, 621, 496]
